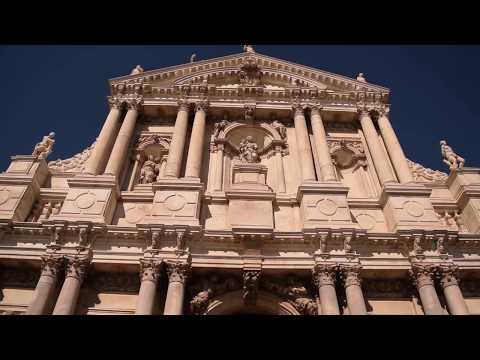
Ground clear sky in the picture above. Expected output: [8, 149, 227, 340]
[1, 45, 479, 173]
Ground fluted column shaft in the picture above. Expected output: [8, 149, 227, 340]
[411, 265, 444, 315]
[104, 100, 141, 177]
[377, 110, 414, 183]
[341, 265, 367, 315]
[439, 266, 469, 315]
[310, 107, 336, 181]
[293, 105, 316, 182]
[313, 265, 340, 315]
[85, 104, 123, 175]
[26, 256, 63, 315]
[214, 145, 224, 191]
[275, 147, 286, 193]
[164, 263, 190, 315]
[164, 102, 190, 178]
[52, 257, 89, 315]
[359, 110, 396, 185]
[135, 259, 162, 315]
[185, 102, 207, 178]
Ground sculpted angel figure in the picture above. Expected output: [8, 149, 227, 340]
[213, 119, 229, 139]
[239, 136, 259, 163]
[32, 132, 55, 159]
[440, 140, 465, 170]
[139, 155, 159, 184]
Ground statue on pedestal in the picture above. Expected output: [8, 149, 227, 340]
[239, 136, 259, 163]
[32, 132, 55, 159]
[139, 155, 160, 184]
[440, 140, 465, 170]
[130, 65, 144, 75]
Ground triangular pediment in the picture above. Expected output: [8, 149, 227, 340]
[108, 50, 390, 101]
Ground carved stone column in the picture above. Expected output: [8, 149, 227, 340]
[438, 264, 469, 315]
[358, 109, 396, 185]
[214, 144, 224, 191]
[313, 264, 340, 315]
[135, 259, 162, 315]
[377, 108, 414, 183]
[410, 264, 444, 315]
[164, 262, 190, 315]
[185, 101, 208, 179]
[310, 106, 336, 181]
[52, 256, 89, 315]
[340, 264, 367, 315]
[275, 146, 286, 193]
[26, 255, 64, 315]
[85, 99, 123, 175]
[104, 98, 142, 177]
[164, 101, 190, 178]
[293, 104, 316, 182]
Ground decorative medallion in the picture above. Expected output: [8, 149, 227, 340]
[165, 194, 187, 212]
[404, 201, 424, 218]
[75, 192, 97, 209]
[316, 199, 338, 216]
[125, 204, 150, 224]
[0, 188, 10, 206]
[355, 213, 376, 230]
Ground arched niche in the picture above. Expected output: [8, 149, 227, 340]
[210, 121, 288, 193]
[126, 134, 171, 190]
[205, 290, 300, 315]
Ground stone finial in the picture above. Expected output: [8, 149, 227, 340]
[130, 65, 144, 75]
[32, 132, 55, 159]
[356, 73, 366, 82]
[440, 140, 465, 171]
[243, 45, 255, 53]
[190, 53, 197, 63]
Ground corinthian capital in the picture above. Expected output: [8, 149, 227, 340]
[357, 106, 371, 118]
[165, 262, 190, 284]
[195, 100, 209, 113]
[310, 104, 323, 116]
[292, 102, 305, 116]
[377, 105, 390, 117]
[40, 255, 64, 278]
[177, 99, 190, 112]
[312, 264, 338, 287]
[64, 256, 90, 281]
[139, 258, 162, 282]
[339, 264, 363, 288]
[107, 96, 123, 110]
[126, 96, 143, 111]
[410, 263, 438, 289]
[438, 264, 459, 289]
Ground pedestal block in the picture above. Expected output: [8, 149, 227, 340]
[0, 156, 48, 221]
[225, 164, 275, 234]
[50, 174, 118, 224]
[149, 178, 204, 226]
[297, 182, 352, 229]
[446, 167, 480, 233]
[380, 183, 442, 232]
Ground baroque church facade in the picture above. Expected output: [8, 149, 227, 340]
[0, 46, 479, 315]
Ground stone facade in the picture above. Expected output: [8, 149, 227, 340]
[1, 46, 479, 315]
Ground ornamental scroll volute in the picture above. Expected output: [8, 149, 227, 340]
[129, 133, 171, 188]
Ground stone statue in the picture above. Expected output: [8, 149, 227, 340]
[190, 54, 197, 63]
[356, 73, 366, 82]
[243, 45, 255, 53]
[213, 119, 229, 139]
[32, 132, 55, 159]
[440, 140, 465, 170]
[130, 65, 144, 75]
[139, 155, 160, 184]
[239, 136, 260, 163]
[272, 120, 287, 139]
[190, 288, 213, 315]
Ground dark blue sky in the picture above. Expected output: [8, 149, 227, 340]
[1, 45, 479, 173]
